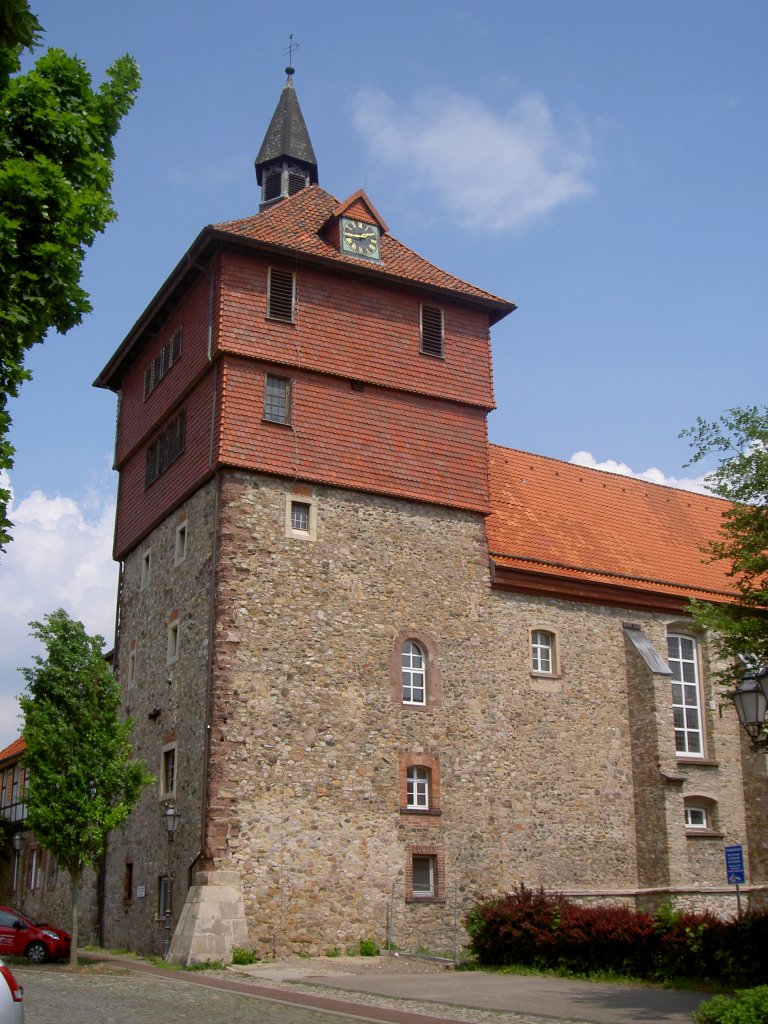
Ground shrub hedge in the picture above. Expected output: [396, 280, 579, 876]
[464, 885, 768, 989]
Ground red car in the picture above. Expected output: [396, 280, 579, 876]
[0, 907, 70, 963]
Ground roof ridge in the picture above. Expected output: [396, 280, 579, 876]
[488, 442, 725, 504]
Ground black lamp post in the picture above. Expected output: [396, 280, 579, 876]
[162, 804, 180, 959]
[11, 833, 22, 908]
[733, 667, 768, 744]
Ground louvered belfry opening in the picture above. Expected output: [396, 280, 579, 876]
[267, 268, 295, 322]
[420, 306, 444, 357]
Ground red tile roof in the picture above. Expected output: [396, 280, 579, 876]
[0, 737, 24, 764]
[486, 445, 735, 605]
[214, 186, 514, 320]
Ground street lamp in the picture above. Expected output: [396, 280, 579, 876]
[162, 804, 180, 959]
[11, 833, 22, 908]
[733, 667, 768, 744]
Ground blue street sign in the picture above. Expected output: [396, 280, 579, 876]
[725, 845, 745, 886]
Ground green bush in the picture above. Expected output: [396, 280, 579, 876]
[325, 947, 341, 957]
[694, 986, 768, 1024]
[230, 946, 258, 965]
[465, 887, 768, 988]
[359, 938, 379, 957]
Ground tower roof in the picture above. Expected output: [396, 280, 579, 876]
[255, 69, 318, 185]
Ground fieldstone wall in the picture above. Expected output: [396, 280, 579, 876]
[100, 468, 767, 957]
[101, 480, 216, 954]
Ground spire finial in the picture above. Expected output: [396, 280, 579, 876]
[284, 33, 299, 82]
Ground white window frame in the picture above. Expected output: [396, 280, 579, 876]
[160, 743, 177, 800]
[402, 641, 426, 705]
[406, 766, 430, 810]
[174, 522, 188, 566]
[531, 629, 556, 674]
[668, 634, 704, 757]
[411, 854, 435, 897]
[685, 805, 708, 830]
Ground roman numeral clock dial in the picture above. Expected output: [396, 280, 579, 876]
[341, 218, 381, 260]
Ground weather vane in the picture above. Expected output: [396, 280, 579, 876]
[284, 33, 299, 78]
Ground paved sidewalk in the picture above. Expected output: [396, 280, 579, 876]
[74, 952, 709, 1024]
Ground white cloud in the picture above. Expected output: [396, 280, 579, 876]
[569, 451, 712, 494]
[0, 472, 118, 751]
[350, 87, 593, 230]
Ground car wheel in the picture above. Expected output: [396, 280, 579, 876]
[26, 941, 49, 964]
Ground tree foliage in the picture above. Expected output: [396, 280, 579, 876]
[19, 609, 152, 964]
[0, 5, 140, 548]
[681, 405, 768, 687]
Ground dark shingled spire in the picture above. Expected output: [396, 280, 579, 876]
[255, 67, 318, 195]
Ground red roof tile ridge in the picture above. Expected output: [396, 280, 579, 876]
[0, 736, 25, 763]
[488, 442, 727, 506]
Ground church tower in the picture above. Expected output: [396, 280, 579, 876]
[95, 70, 516, 960]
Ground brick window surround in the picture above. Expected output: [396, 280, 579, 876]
[405, 844, 445, 902]
[399, 753, 441, 820]
[390, 629, 442, 709]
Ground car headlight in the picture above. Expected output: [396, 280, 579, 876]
[41, 930, 58, 940]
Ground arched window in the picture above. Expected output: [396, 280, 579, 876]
[531, 629, 557, 674]
[402, 641, 426, 705]
[390, 630, 442, 708]
[668, 634, 703, 756]
[406, 766, 430, 809]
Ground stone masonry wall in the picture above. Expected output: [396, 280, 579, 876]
[206, 470, 699, 957]
[102, 480, 216, 954]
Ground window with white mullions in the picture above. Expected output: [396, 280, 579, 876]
[668, 634, 703, 756]
[531, 630, 554, 673]
[402, 641, 426, 705]
[685, 806, 708, 829]
[406, 766, 430, 809]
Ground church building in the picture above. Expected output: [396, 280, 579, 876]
[93, 70, 767, 961]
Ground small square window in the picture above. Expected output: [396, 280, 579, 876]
[167, 621, 179, 664]
[285, 494, 317, 541]
[174, 522, 188, 565]
[685, 806, 708, 829]
[291, 502, 310, 532]
[141, 550, 151, 589]
[264, 375, 291, 424]
[412, 855, 435, 897]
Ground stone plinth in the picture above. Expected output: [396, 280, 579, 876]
[167, 869, 249, 965]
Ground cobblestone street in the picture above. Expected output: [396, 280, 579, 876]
[15, 966, 382, 1024]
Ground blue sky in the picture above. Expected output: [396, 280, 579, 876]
[0, 0, 765, 746]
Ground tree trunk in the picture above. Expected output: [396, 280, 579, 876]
[69, 866, 80, 968]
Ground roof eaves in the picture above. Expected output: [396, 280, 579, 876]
[93, 226, 219, 392]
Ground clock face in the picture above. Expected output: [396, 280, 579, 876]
[341, 218, 381, 260]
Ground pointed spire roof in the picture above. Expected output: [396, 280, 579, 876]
[255, 67, 318, 185]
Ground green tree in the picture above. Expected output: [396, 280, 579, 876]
[0, 4, 140, 549]
[682, 405, 768, 696]
[19, 609, 152, 966]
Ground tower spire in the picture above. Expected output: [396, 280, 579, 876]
[255, 60, 318, 209]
